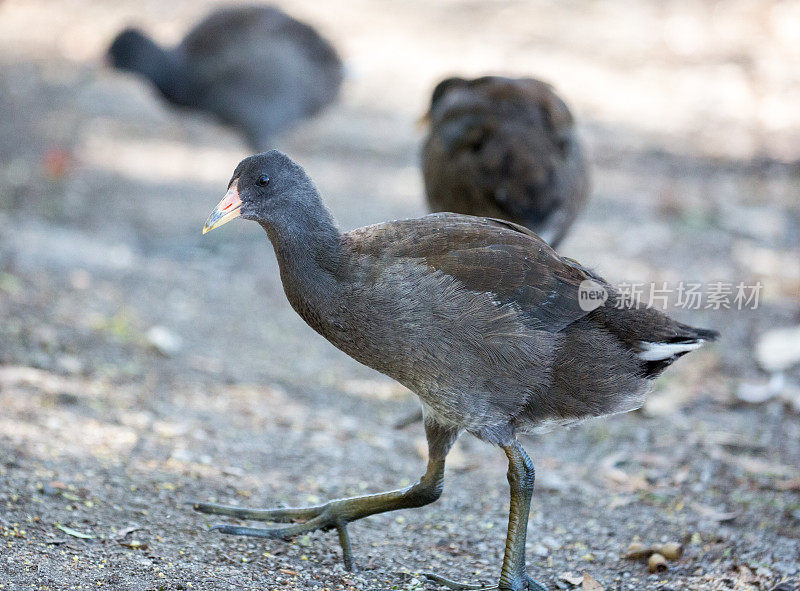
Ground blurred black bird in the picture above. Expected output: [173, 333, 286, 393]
[422, 76, 589, 249]
[196, 151, 717, 591]
[107, 5, 343, 149]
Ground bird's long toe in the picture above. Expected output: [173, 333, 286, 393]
[209, 513, 334, 540]
[421, 571, 497, 590]
[191, 500, 324, 523]
[419, 572, 546, 591]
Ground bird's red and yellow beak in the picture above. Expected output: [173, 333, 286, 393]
[203, 182, 242, 234]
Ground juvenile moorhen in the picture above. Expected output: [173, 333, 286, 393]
[422, 76, 589, 248]
[197, 151, 717, 591]
[107, 5, 342, 149]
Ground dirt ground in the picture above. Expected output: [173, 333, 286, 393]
[1, 0, 799, 589]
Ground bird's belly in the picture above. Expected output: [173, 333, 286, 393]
[301, 265, 556, 431]
[323, 319, 554, 433]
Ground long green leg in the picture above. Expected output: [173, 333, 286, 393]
[192, 419, 459, 570]
[421, 440, 546, 591]
[497, 441, 545, 591]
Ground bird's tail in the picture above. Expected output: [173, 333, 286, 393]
[635, 324, 719, 377]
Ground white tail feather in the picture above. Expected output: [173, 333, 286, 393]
[637, 340, 704, 361]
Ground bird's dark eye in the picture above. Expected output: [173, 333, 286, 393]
[256, 175, 270, 187]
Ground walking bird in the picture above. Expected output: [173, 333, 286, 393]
[196, 151, 717, 590]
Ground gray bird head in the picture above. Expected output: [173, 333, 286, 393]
[107, 28, 163, 73]
[203, 151, 320, 234]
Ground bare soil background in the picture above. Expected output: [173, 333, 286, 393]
[1, 1, 799, 590]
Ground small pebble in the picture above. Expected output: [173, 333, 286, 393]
[146, 325, 183, 356]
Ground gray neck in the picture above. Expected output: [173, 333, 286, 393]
[259, 199, 343, 329]
[150, 54, 192, 106]
[128, 43, 191, 106]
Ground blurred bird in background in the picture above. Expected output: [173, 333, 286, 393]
[422, 76, 589, 249]
[107, 5, 343, 150]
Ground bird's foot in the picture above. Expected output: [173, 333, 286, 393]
[190, 455, 448, 572]
[420, 571, 497, 590]
[191, 498, 356, 569]
[500, 575, 547, 591]
[419, 572, 546, 591]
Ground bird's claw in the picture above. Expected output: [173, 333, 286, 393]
[508, 575, 547, 591]
[522, 576, 548, 591]
[418, 572, 547, 591]
[193, 499, 354, 568]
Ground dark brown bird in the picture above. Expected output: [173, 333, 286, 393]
[197, 151, 717, 591]
[107, 5, 342, 150]
[422, 76, 589, 248]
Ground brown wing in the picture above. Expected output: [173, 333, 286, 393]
[342, 212, 717, 382]
[343, 213, 596, 333]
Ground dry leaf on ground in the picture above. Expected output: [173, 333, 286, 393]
[582, 572, 604, 591]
